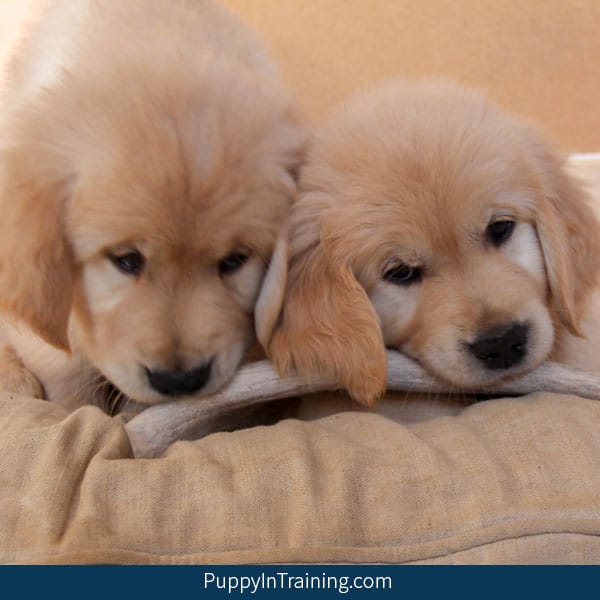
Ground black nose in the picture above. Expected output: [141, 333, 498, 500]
[468, 323, 529, 370]
[145, 361, 212, 396]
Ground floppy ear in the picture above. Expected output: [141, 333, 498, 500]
[258, 227, 387, 406]
[536, 159, 600, 336]
[0, 153, 74, 350]
[255, 234, 289, 350]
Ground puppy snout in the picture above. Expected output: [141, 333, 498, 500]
[468, 323, 529, 370]
[145, 361, 212, 396]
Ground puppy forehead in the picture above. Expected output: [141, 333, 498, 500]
[323, 165, 537, 264]
[313, 105, 543, 260]
[67, 178, 280, 261]
[51, 68, 296, 261]
[311, 80, 546, 199]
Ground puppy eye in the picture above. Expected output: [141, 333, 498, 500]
[218, 252, 249, 276]
[487, 220, 516, 246]
[109, 250, 145, 276]
[383, 263, 422, 286]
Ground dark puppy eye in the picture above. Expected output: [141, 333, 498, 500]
[487, 220, 516, 247]
[383, 263, 422, 286]
[218, 252, 249, 276]
[109, 250, 145, 276]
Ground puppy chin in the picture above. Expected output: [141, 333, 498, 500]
[407, 312, 555, 390]
[95, 341, 250, 406]
[420, 350, 544, 390]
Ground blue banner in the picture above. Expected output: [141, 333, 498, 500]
[1, 565, 591, 599]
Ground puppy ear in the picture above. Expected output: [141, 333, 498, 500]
[0, 157, 73, 350]
[536, 158, 600, 336]
[262, 231, 387, 406]
[255, 234, 289, 350]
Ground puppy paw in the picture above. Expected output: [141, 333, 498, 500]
[0, 366, 45, 398]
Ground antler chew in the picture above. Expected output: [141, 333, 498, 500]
[125, 351, 600, 458]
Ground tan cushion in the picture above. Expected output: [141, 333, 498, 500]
[2, 392, 600, 564]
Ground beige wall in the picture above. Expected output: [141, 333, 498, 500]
[224, 0, 600, 152]
[2, 1, 599, 151]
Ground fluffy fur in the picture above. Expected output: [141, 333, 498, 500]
[0, 0, 304, 411]
[259, 80, 600, 405]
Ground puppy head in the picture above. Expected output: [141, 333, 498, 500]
[260, 80, 599, 402]
[0, 58, 304, 404]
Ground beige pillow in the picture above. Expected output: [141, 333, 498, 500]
[2, 391, 600, 564]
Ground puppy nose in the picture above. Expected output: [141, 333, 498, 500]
[469, 323, 529, 370]
[145, 361, 212, 396]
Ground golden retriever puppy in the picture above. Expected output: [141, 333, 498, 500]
[0, 0, 304, 412]
[258, 79, 600, 406]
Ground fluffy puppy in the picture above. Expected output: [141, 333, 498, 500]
[258, 79, 600, 405]
[0, 0, 303, 412]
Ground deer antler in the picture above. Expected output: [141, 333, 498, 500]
[125, 351, 600, 458]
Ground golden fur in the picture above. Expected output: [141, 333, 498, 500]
[0, 0, 304, 411]
[259, 80, 600, 406]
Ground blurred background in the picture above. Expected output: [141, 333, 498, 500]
[2, 0, 599, 151]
